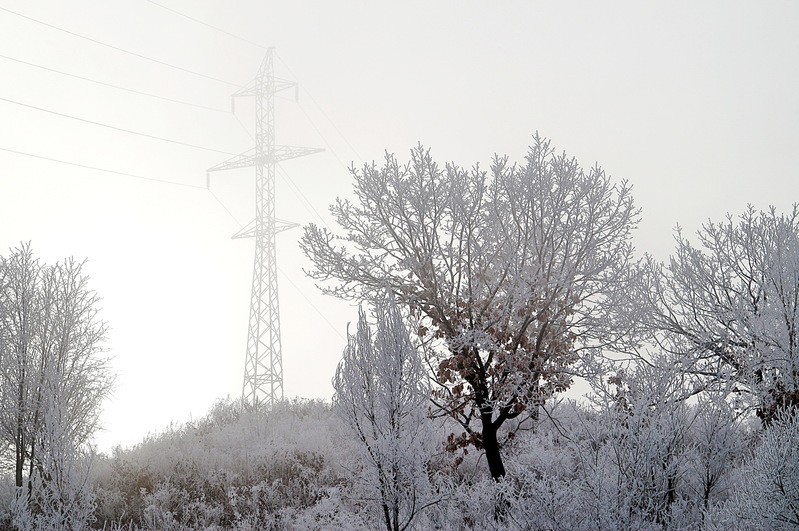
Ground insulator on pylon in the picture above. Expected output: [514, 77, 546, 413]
[231, 98, 236, 113]
[206, 172, 210, 189]
[295, 85, 299, 102]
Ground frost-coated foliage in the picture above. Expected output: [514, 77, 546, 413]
[333, 293, 436, 531]
[723, 409, 799, 529]
[573, 356, 745, 530]
[303, 135, 639, 479]
[644, 206, 799, 421]
[0, 244, 110, 528]
[2, 385, 782, 530]
[18, 387, 98, 530]
[90, 398, 364, 530]
[2, 147, 796, 528]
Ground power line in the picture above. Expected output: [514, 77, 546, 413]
[142, 0, 268, 51]
[0, 144, 344, 338]
[0, 6, 240, 88]
[208, 188, 243, 227]
[277, 265, 346, 340]
[208, 184, 345, 341]
[233, 113, 254, 142]
[277, 54, 364, 165]
[295, 101, 352, 173]
[0, 95, 236, 156]
[0, 53, 228, 113]
[0, 145, 205, 189]
[275, 164, 332, 231]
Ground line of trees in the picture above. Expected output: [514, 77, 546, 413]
[1, 134, 796, 529]
[304, 135, 799, 527]
[0, 244, 111, 529]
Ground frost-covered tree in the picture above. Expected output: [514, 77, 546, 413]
[726, 409, 799, 529]
[304, 135, 638, 480]
[13, 383, 98, 530]
[577, 355, 701, 529]
[333, 293, 434, 531]
[645, 206, 799, 423]
[0, 244, 110, 525]
[687, 396, 745, 513]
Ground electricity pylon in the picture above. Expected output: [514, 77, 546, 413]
[207, 48, 321, 408]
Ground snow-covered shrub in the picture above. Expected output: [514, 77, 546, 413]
[682, 397, 748, 514]
[92, 398, 355, 529]
[571, 370, 695, 528]
[277, 487, 371, 531]
[721, 408, 799, 529]
[333, 295, 437, 531]
[420, 475, 503, 531]
[8, 373, 100, 530]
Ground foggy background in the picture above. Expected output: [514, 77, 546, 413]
[0, 0, 796, 452]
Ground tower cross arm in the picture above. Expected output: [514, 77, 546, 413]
[233, 77, 297, 99]
[230, 78, 299, 113]
[207, 146, 323, 173]
[232, 218, 299, 239]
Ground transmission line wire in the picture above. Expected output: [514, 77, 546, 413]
[275, 165, 332, 231]
[0, 53, 228, 113]
[294, 102, 352, 173]
[0, 96, 237, 156]
[207, 188, 243, 227]
[0, 6, 240, 87]
[0, 145, 205, 189]
[277, 265, 346, 340]
[142, 0, 268, 51]
[132, 0, 360, 172]
[277, 55, 363, 165]
[232, 113, 255, 142]
[205, 181, 346, 340]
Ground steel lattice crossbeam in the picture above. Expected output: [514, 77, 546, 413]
[207, 48, 320, 409]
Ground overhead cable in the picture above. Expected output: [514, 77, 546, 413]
[277, 55, 364, 165]
[0, 53, 228, 113]
[275, 164, 331, 231]
[0, 145, 205, 189]
[0, 6, 240, 87]
[0, 95, 236, 155]
[207, 188, 243, 227]
[277, 265, 346, 340]
[142, 0, 267, 51]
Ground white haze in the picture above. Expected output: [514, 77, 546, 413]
[0, 0, 797, 452]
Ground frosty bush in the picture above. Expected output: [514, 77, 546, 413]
[333, 293, 437, 531]
[725, 409, 799, 529]
[643, 206, 799, 422]
[92, 398, 355, 529]
[0, 244, 110, 528]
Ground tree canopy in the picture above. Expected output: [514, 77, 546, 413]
[303, 135, 639, 479]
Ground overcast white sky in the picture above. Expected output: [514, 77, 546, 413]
[1, 1, 797, 452]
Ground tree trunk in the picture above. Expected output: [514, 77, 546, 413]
[27, 440, 36, 499]
[481, 415, 510, 521]
[15, 434, 23, 489]
[481, 415, 505, 480]
[15, 382, 25, 489]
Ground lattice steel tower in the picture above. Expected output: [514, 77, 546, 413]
[207, 48, 321, 408]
